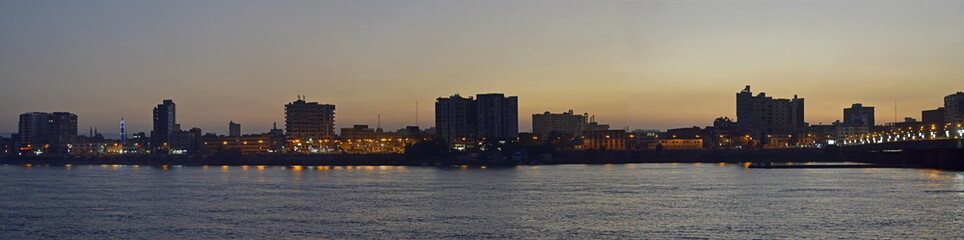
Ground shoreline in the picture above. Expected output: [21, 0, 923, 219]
[0, 149, 849, 168]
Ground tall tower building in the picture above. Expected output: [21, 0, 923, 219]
[476, 93, 519, 139]
[736, 85, 805, 135]
[285, 96, 336, 141]
[152, 99, 176, 151]
[843, 103, 875, 126]
[790, 95, 805, 132]
[229, 121, 241, 137]
[435, 94, 477, 142]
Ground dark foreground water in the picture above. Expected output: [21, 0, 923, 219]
[1, 163, 963, 239]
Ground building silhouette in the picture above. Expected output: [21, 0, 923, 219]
[532, 110, 588, 138]
[476, 93, 518, 139]
[922, 107, 945, 124]
[945, 92, 964, 123]
[843, 103, 875, 126]
[151, 99, 176, 151]
[435, 93, 519, 143]
[285, 96, 336, 142]
[736, 85, 805, 135]
[17, 112, 78, 154]
[435, 94, 478, 142]
[229, 121, 241, 137]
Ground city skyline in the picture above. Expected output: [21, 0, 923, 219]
[3, 0, 963, 134]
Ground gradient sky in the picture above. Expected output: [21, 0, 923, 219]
[2, 0, 963, 136]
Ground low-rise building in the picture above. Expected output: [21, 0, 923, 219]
[202, 134, 273, 155]
[657, 139, 703, 150]
[579, 129, 627, 151]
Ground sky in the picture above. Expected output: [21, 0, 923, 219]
[1, 0, 963, 136]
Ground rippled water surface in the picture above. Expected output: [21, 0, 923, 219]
[1, 163, 963, 239]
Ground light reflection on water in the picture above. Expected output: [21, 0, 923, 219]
[0, 163, 962, 239]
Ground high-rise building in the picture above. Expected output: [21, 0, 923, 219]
[229, 121, 241, 137]
[945, 92, 964, 123]
[17, 112, 78, 153]
[285, 96, 336, 141]
[152, 99, 176, 150]
[434, 93, 519, 143]
[476, 93, 518, 139]
[435, 94, 477, 142]
[843, 103, 875, 126]
[736, 85, 805, 135]
[532, 110, 588, 138]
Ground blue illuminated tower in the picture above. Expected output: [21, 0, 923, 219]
[120, 118, 126, 146]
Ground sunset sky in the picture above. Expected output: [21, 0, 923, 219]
[1, 0, 962, 135]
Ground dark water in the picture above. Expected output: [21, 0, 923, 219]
[1, 163, 963, 239]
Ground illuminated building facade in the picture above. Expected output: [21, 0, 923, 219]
[202, 134, 272, 155]
[579, 129, 627, 150]
[657, 139, 704, 150]
[338, 125, 414, 154]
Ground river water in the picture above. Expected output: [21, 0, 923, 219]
[1, 163, 962, 239]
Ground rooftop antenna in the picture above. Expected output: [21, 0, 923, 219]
[377, 114, 381, 130]
[894, 97, 898, 124]
[415, 101, 419, 127]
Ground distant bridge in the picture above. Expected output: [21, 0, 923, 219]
[841, 122, 964, 146]
[839, 137, 964, 170]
